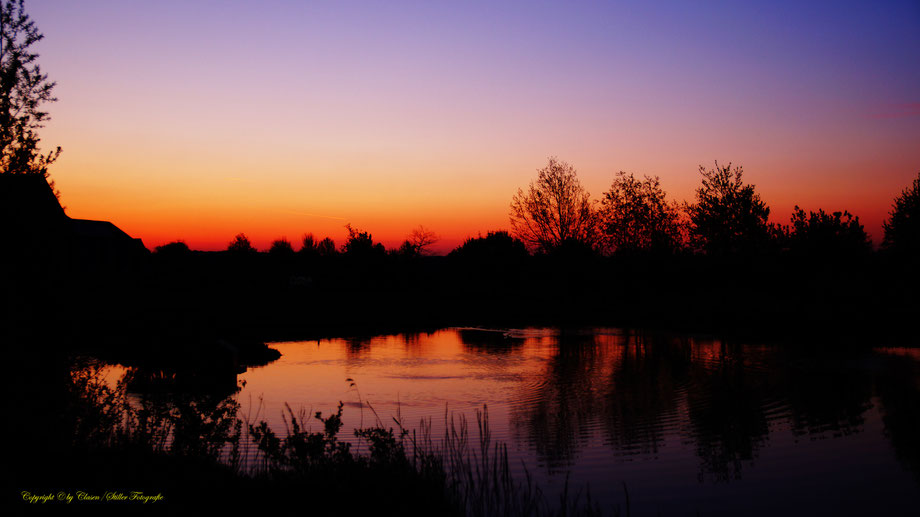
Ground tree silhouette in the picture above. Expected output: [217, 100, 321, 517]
[510, 157, 598, 253]
[1, 0, 61, 186]
[226, 233, 256, 254]
[409, 225, 438, 255]
[788, 206, 871, 257]
[342, 224, 385, 258]
[882, 171, 920, 257]
[393, 225, 439, 257]
[599, 171, 684, 255]
[316, 237, 336, 257]
[686, 162, 772, 254]
[268, 238, 295, 257]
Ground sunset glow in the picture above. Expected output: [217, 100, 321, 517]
[28, 1, 920, 252]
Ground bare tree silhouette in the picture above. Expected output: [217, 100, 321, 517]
[510, 157, 598, 253]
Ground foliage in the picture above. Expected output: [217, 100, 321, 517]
[0, 0, 60, 185]
[342, 224, 385, 258]
[227, 233, 257, 254]
[599, 171, 684, 255]
[510, 157, 598, 253]
[882, 171, 920, 257]
[788, 206, 871, 256]
[686, 162, 773, 254]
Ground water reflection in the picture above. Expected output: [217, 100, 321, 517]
[497, 331, 920, 490]
[685, 340, 772, 482]
[512, 331, 604, 470]
[876, 352, 920, 481]
[458, 328, 525, 354]
[72, 328, 920, 513]
[600, 332, 687, 457]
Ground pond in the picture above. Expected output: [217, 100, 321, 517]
[120, 328, 920, 515]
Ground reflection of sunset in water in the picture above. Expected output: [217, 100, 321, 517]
[216, 328, 919, 516]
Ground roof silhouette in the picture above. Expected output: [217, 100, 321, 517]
[1, 174, 148, 265]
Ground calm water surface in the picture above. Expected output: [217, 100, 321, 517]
[132, 328, 920, 515]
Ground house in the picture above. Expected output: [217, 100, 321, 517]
[1, 174, 148, 274]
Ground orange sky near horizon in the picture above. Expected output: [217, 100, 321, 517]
[26, 1, 920, 253]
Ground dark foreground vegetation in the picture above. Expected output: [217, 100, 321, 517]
[10, 356, 611, 516]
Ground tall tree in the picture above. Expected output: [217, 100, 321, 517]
[1, 0, 60, 185]
[882, 171, 920, 257]
[510, 157, 598, 253]
[686, 162, 773, 255]
[599, 171, 684, 255]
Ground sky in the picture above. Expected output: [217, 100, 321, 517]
[26, 0, 920, 252]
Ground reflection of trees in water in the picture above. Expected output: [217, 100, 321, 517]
[777, 350, 873, 437]
[510, 333, 887, 482]
[511, 332, 606, 470]
[601, 333, 689, 456]
[458, 329, 525, 355]
[510, 331, 693, 470]
[876, 354, 920, 482]
[343, 336, 374, 357]
[685, 341, 772, 482]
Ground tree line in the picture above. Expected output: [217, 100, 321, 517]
[509, 157, 919, 259]
[168, 158, 917, 262]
